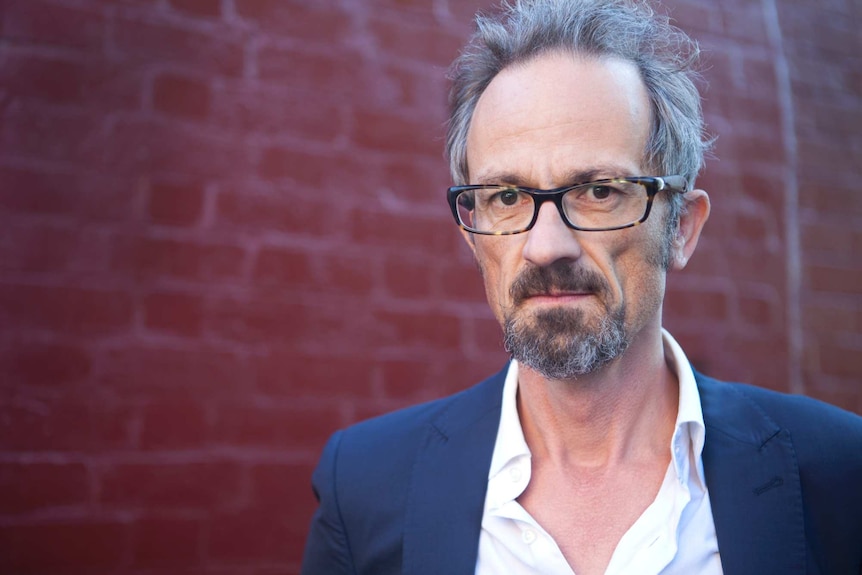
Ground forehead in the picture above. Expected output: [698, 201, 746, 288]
[466, 51, 652, 185]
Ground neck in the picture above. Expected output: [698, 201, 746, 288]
[516, 326, 678, 469]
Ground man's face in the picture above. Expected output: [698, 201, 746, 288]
[464, 52, 672, 379]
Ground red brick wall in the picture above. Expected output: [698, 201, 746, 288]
[0, 0, 859, 573]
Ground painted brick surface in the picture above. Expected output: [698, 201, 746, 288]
[1, 0, 859, 573]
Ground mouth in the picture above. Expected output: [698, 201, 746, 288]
[509, 263, 607, 307]
[521, 290, 595, 305]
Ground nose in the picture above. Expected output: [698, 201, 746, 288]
[521, 201, 584, 267]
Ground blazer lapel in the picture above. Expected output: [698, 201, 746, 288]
[698, 375, 807, 575]
[402, 367, 506, 575]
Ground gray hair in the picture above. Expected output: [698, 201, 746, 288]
[445, 0, 711, 227]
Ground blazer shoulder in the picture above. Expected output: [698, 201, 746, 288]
[303, 365, 507, 574]
[697, 372, 862, 464]
[319, 364, 507, 497]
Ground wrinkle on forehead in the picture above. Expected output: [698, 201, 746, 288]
[465, 51, 652, 187]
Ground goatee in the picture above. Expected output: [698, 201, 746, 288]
[502, 262, 628, 379]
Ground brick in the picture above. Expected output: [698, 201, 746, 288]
[214, 402, 341, 451]
[1, 106, 104, 167]
[379, 156, 450, 205]
[728, 336, 790, 391]
[254, 351, 376, 397]
[731, 209, 778, 246]
[469, 316, 505, 355]
[798, 179, 860, 215]
[207, 508, 303, 563]
[0, 224, 78, 274]
[0, 167, 139, 222]
[252, 247, 313, 287]
[806, 265, 862, 295]
[815, 341, 862, 379]
[320, 253, 376, 295]
[147, 180, 205, 226]
[740, 56, 778, 99]
[111, 236, 246, 282]
[0, 167, 76, 216]
[738, 294, 778, 328]
[374, 309, 462, 349]
[257, 47, 363, 96]
[718, 3, 768, 45]
[802, 303, 859, 333]
[384, 257, 434, 298]
[368, 17, 462, 65]
[375, 62, 448, 112]
[0, 53, 140, 110]
[798, 141, 861, 182]
[0, 341, 92, 386]
[0, 521, 130, 571]
[717, 243, 784, 285]
[666, 1, 720, 36]
[133, 517, 203, 568]
[802, 223, 853, 254]
[113, 17, 244, 77]
[438, 260, 487, 303]
[100, 461, 243, 509]
[217, 188, 339, 237]
[208, 297, 376, 348]
[152, 72, 212, 120]
[1, 0, 106, 51]
[257, 147, 333, 182]
[235, 0, 350, 44]
[0, 400, 137, 452]
[444, 0, 495, 25]
[0, 284, 133, 335]
[350, 209, 455, 253]
[352, 108, 442, 156]
[99, 345, 251, 392]
[248, 463, 317, 518]
[143, 291, 205, 336]
[380, 359, 432, 400]
[437, 354, 509, 396]
[211, 84, 344, 141]
[104, 117, 252, 178]
[1, 55, 86, 106]
[139, 399, 209, 450]
[167, 0, 222, 18]
[0, 462, 90, 514]
[664, 288, 731, 322]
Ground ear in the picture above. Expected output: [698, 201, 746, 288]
[459, 227, 477, 255]
[670, 189, 710, 271]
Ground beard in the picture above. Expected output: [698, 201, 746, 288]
[502, 262, 628, 380]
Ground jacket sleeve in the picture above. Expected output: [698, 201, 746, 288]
[300, 431, 355, 575]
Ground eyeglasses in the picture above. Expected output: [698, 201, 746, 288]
[447, 176, 688, 235]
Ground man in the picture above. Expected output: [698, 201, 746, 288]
[301, 0, 862, 573]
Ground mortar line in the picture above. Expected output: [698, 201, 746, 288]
[762, 0, 803, 395]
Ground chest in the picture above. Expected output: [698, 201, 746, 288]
[517, 459, 670, 575]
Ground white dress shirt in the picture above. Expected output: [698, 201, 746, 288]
[476, 329, 723, 575]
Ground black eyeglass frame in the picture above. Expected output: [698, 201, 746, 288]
[447, 175, 689, 235]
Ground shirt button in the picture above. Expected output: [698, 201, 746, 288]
[509, 466, 523, 482]
[522, 529, 537, 545]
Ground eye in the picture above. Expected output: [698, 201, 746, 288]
[589, 185, 614, 200]
[498, 189, 520, 206]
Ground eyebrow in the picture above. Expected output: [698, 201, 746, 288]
[473, 165, 635, 187]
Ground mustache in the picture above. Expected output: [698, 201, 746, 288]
[510, 262, 608, 306]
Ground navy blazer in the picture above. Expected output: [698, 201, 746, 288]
[301, 367, 862, 574]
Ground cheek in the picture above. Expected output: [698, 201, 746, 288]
[602, 231, 665, 304]
[474, 238, 525, 320]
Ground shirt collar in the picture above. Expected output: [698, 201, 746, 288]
[487, 329, 706, 486]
